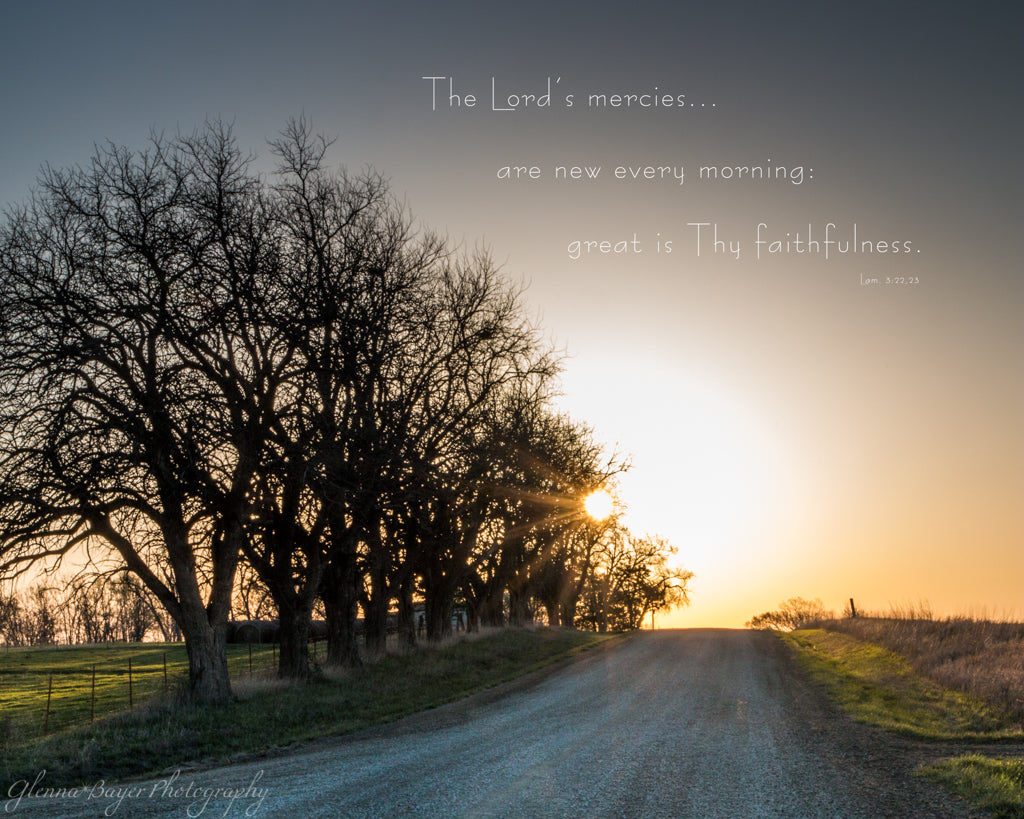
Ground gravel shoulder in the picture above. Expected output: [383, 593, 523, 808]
[4, 629, 990, 818]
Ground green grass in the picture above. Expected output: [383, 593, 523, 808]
[781, 627, 1024, 817]
[780, 628, 1020, 740]
[815, 615, 1024, 725]
[919, 755, 1024, 818]
[0, 642, 278, 739]
[1, 628, 612, 787]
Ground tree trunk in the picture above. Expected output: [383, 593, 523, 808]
[324, 596, 362, 668]
[277, 603, 312, 679]
[397, 569, 417, 650]
[363, 566, 389, 657]
[322, 541, 363, 668]
[508, 587, 532, 627]
[256, 538, 321, 679]
[178, 607, 232, 703]
[423, 563, 454, 643]
[560, 597, 577, 630]
[480, 587, 505, 627]
[137, 517, 238, 704]
[424, 593, 451, 642]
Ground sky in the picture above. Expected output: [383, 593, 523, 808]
[1, 1, 1021, 627]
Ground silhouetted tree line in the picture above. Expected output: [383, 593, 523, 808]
[0, 574, 179, 646]
[0, 120, 690, 703]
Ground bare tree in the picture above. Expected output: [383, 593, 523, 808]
[746, 597, 829, 631]
[577, 529, 693, 632]
[0, 585, 20, 645]
[0, 582, 58, 645]
[0, 123, 281, 701]
[245, 119, 446, 670]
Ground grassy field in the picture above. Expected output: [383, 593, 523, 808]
[1, 627, 612, 788]
[0, 641, 279, 741]
[783, 622, 1024, 817]
[781, 628, 1018, 739]
[819, 616, 1024, 724]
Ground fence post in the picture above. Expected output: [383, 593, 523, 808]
[849, 598, 858, 618]
[43, 675, 53, 735]
[128, 658, 133, 710]
[163, 652, 168, 691]
[90, 665, 96, 722]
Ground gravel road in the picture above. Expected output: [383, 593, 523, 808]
[5, 629, 981, 818]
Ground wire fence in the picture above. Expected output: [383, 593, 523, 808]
[0, 641, 292, 743]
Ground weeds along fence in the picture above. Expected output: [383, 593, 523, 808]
[0, 640, 308, 743]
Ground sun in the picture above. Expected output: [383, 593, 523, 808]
[583, 489, 615, 520]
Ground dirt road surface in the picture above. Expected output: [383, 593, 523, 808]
[4, 629, 981, 818]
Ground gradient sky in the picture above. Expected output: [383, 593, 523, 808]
[1, 1, 1021, 626]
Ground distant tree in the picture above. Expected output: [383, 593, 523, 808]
[60, 573, 161, 643]
[61, 577, 118, 644]
[108, 573, 158, 642]
[0, 583, 58, 645]
[577, 528, 693, 632]
[0, 586, 19, 644]
[480, 400, 624, 629]
[0, 572, 181, 646]
[0, 584, 29, 645]
[364, 259, 558, 648]
[746, 597, 830, 631]
[614, 535, 693, 629]
[23, 585, 58, 645]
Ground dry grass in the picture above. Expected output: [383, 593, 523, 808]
[818, 615, 1024, 726]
